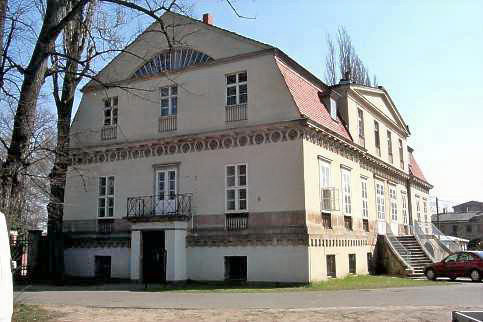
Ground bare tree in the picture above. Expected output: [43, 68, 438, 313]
[324, 26, 376, 86]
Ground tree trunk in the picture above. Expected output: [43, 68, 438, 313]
[47, 1, 85, 282]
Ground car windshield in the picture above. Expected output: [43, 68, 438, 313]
[470, 251, 483, 259]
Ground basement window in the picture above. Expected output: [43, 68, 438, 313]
[349, 254, 356, 274]
[224, 256, 247, 281]
[326, 255, 336, 278]
[94, 256, 111, 280]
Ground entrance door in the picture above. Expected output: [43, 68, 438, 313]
[155, 168, 177, 215]
[142, 231, 166, 283]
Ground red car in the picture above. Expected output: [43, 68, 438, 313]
[425, 251, 483, 282]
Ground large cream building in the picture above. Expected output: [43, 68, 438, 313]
[63, 12, 432, 282]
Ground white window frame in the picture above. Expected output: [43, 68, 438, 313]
[225, 163, 248, 213]
[98, 176, 115, 218]
[226, 71, 247, 106]
[341, 167, 351, 214]
[330, 97, 337, 120]
[361, 177, 368, 218]
[319, 159, 331, 189]
[423, 198, 428, 222]
[416, 196, 421, 222]
[160, 85, 178, 116]
[389, 185, 397, 221]
[103, 97, 118, 126]
[387, 130, 393, 163]
[358, 109, 364, 138]
[401, 192, 408, 225]
[375, 180, 385, 220]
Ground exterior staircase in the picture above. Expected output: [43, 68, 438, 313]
[396, 235, 433, 278]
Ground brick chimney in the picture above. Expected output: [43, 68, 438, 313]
[202, 13, 213, 25]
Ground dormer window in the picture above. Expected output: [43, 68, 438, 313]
[330, 97, 337, 120]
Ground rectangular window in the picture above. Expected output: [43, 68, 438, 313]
[224, 256, 247, 281]
[95, 256, 111, 279]
[466, 225, 472, 233]
[225, 164, 248, 212]
[341, 167, 351, 214]
[320, 159, 336, 212]
[452, 225, 457, 235]
[402, 193, 408, 225]
[160, 85, 178, 116]
[367, 253, 373, 274]
[358, 109, 365, 139]
[416, 196, 421, 222]
[326, 255, 336, 278]
[361, 177, 368, 218]
[374, 121, 380, 156]
[226, 71, 247, 106]
[389, 185, 397, 221]
[363, 219, 369, 232]
[322, 213, 332, 229]
[103, 97, 118, 126]
[399, 139, 404, 169]
[387, 131, 393, 163]
[423, 199, 428, 222]
[98, 176, 115, 217]
[344, 216, 353, 231]
[375, 181, 385, 220]
[349, 254, 356, 274]
[330, 97, 337, 120]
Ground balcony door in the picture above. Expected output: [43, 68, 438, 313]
[155, 167, 177, 215]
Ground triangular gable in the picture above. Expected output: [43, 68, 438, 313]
[275, 57, 352, 140]
[351, 86, 409, 136]
[85, 11, 271, 89]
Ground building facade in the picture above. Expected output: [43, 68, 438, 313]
[63, 12, 432, 282]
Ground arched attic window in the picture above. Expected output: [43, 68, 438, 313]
[134, 48, 214, 78]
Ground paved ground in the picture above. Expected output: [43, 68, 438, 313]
[15, 281, 483, 310]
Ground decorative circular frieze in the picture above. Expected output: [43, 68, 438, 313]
[168, 144, 177, 154]
[156, 145, 164, 156]
[181, 143, 191, 153]
[270, 131, 282, 143]
[194, 141, 204, 152]
[109, 152, 117, 161]
[237, 135, 248, 147]
[287, 128, 299, 140]
[209, 139, 219, 150]
[222, 137, 234, 149]
[254, 133, 265, 145]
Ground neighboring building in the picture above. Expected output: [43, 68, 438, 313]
[63, 12, 432, 283]
[453, 201, 483, 213]
[433, 212, 483, 241]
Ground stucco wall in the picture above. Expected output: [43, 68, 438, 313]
[71, 53, 299, 148]
[187, 246, 309, 282]
[308, 244, 373, 281]
[64, 138, 305, 222]
[64, 247, 130, 279]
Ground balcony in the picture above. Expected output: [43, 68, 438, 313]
[101, 125, 117, 141]
[159, 115, 177, 132]
[225, 213, 248, 231]
[226, 104, 247, 122]
[126, 193, 192, 219]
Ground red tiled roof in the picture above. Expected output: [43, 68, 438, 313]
[409, 153, 428, 182]
[275, 58, 351, 140]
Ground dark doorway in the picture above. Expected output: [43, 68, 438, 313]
[95, 256, 111, 280]
[142, 231, 166, 283]
[224, 256, 247, 281]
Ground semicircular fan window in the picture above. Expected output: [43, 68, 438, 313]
[134, 48, 214, 78]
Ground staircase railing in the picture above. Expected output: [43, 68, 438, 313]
[428, 223, 463, 253]
[385, 223, 412, 265]
[413, 222, 438, 262]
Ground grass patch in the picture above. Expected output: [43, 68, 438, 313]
[146, 275, 445, 293]
[12, 304, 56, 322]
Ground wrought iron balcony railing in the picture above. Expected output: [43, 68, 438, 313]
[126, 193, 192, 218]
